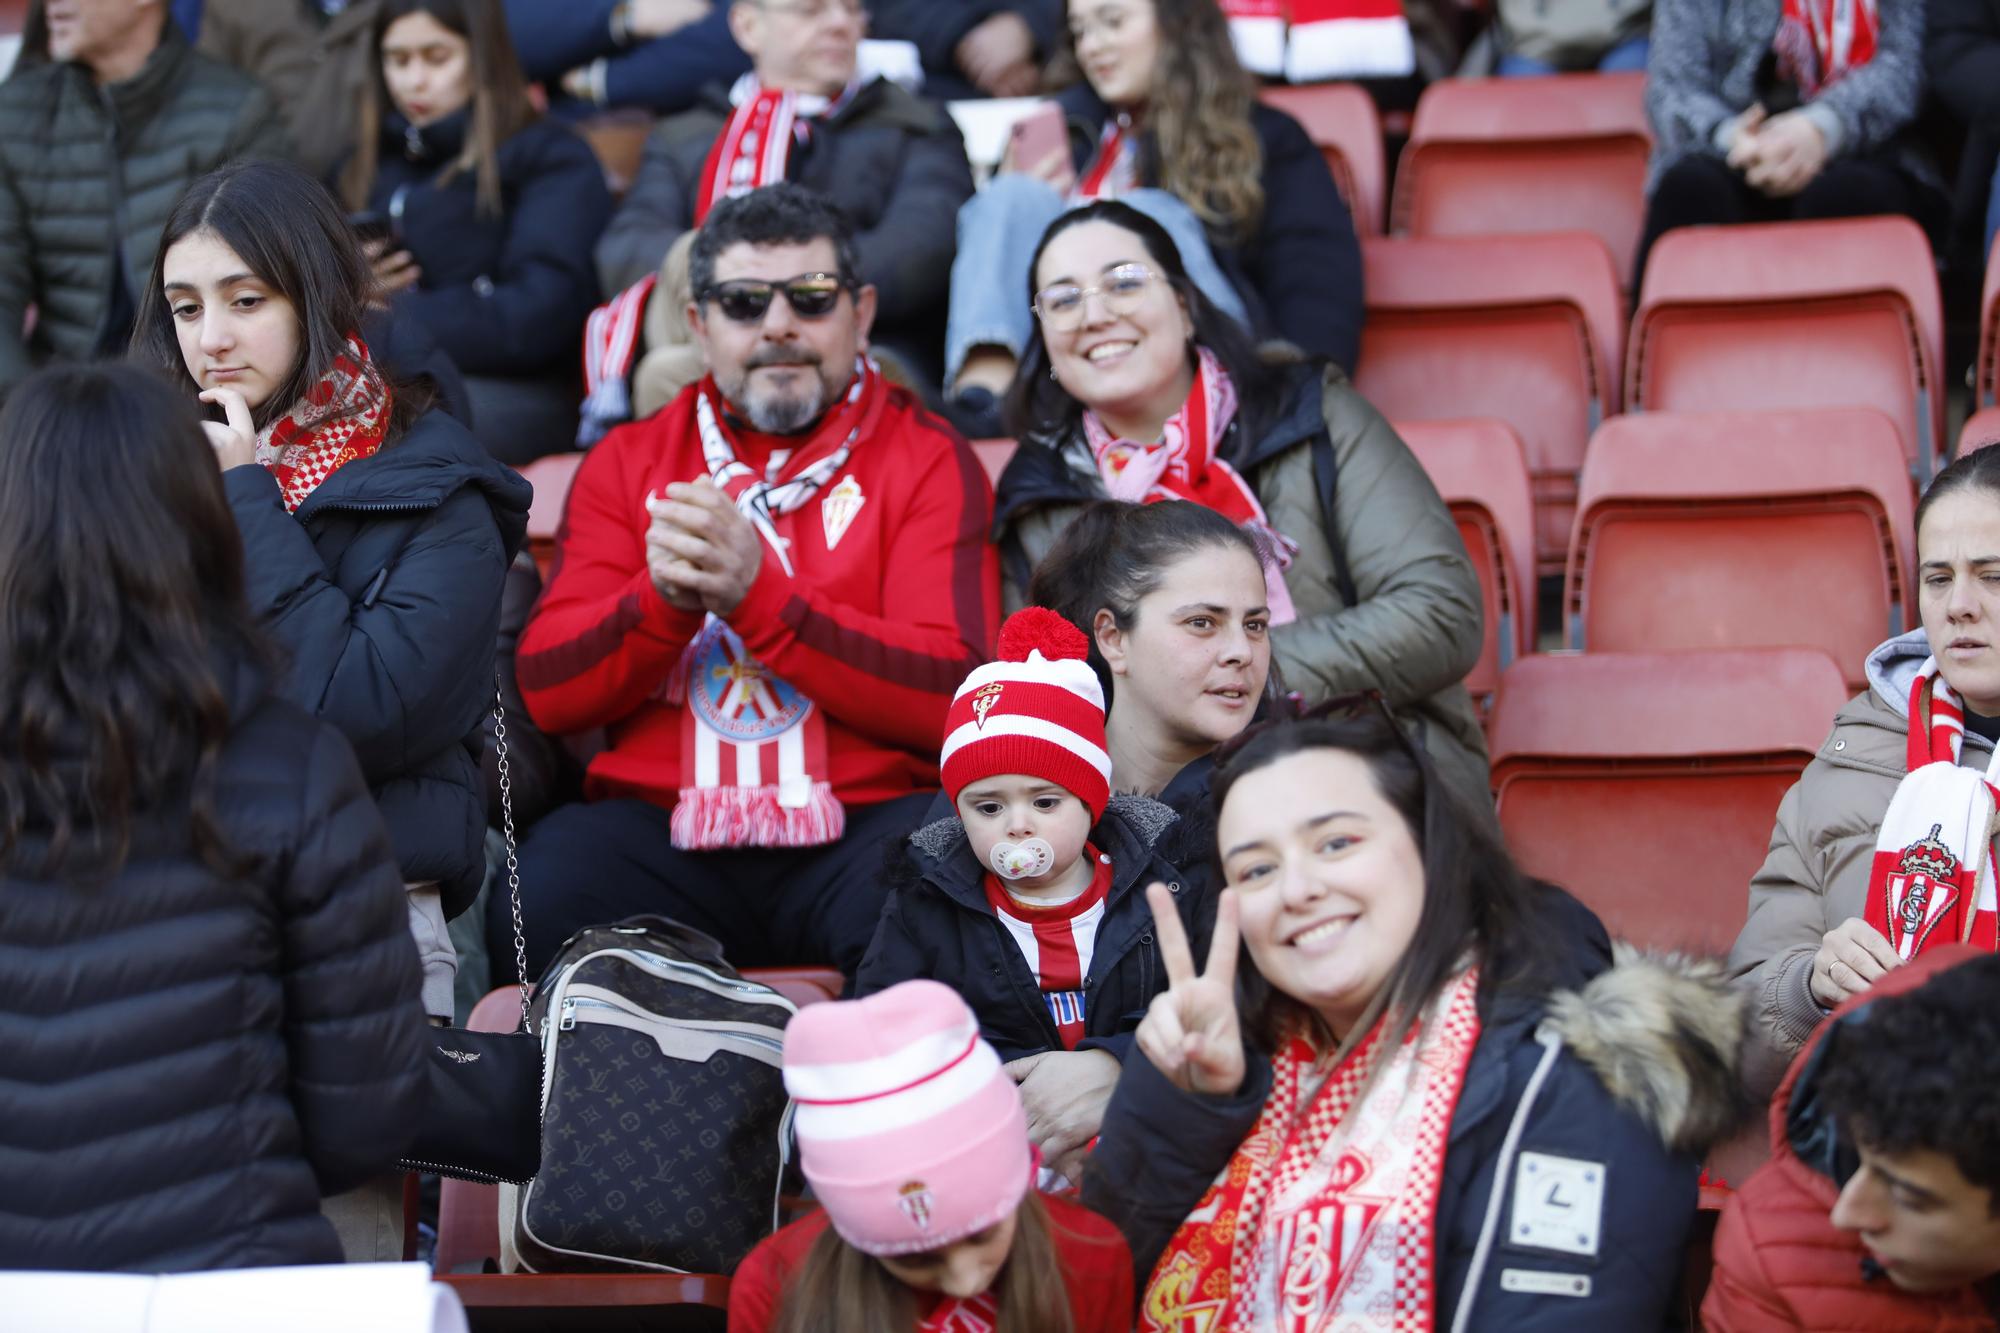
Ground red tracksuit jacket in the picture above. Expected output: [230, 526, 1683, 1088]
[516, 382, 999, 811]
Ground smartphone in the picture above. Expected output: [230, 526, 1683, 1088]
[1006, 102, 1069, 176]
[348, 210, 395, 245]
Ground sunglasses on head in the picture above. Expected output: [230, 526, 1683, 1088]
[699, 272, 853, 324]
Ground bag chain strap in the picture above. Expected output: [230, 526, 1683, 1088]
[492, 678, 532, 1034]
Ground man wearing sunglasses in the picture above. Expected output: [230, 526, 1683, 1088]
[509, 184, 1000, 983]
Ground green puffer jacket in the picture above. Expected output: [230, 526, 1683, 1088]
[0, 25, 290, 391]
[994, 360, 1491, 810]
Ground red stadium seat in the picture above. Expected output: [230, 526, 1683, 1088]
[1356, 233, 1624, 573]
[1566, 408, 1915, 690]
[1392, 72, 1651, 284]
[518, 451, 586, 577]
[1396, 419, 1537, 709]
[1488, 648, 1850, 955]
[1258, 83, 1386, 235]
[1961, 406, 2000, 457]
[1978, 235, 2000, 409]
[1628, 217, 1945, 481]
[970, 437, 1017, 487]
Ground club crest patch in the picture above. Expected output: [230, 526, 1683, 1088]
[971, 682, 1005, 728]
[1884, 822, 1962, 959]
[897, 1180, 934, 1231]
[821, 474, 865, 550]
[686, 620, 811, 743]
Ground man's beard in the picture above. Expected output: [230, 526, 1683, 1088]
[722, 348, 838, 434]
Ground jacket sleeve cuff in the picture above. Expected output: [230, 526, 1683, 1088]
[1710, 112, 1739, 152]
[1800, 100, 1848, 158]
[1093, 1045, 1271, 1181]
[1771, 949, 1832, 1050]
[1077, 1031, 1136, 1064]
[635, 567, 708, 645]
[724, 544, 798, 650]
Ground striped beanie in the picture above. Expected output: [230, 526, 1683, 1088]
[941, 608, 1111, 819]
[784, 980, 1032, 1256]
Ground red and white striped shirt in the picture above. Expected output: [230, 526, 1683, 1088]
[984, 850, 1114, 1050]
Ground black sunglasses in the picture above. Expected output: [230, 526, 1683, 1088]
[699, 271, 853, 324]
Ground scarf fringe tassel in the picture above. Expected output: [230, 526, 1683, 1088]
[670, 782, 846, 852]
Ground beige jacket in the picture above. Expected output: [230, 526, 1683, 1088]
[1730, 629, 1994, 1091]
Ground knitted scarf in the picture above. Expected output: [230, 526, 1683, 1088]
[1142, 967, 1482, 1333]
[1220, 0, 1416, 82]
[1082, 346, 1298, 624]
[692, 75, 860, 225]
[1072, 114, 1138, 201]
[1774, 0, 1879, 99]
[1865, 665, 2000, 961]
[661, 359, 886, 850]
[254, 335, 392, 514]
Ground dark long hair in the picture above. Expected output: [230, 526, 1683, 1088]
[341, 0, 539, 218]
[1002, 200, 1282, 441]
[1917, 444, 2000, 540]
[130, 159, 434, 436]
[1211, 708, 1558, 1053]
[0, 364, 267, 880]
[771, 1192, 1076, 1333]
[1028, 498, 1278, 705]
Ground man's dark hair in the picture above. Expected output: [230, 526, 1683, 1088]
[688, 183, 861, 301]
[1817, 955, 2000, 1211]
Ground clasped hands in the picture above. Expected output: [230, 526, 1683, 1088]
[1723, 104, 1829, 198]
[645, 478, 763, 616]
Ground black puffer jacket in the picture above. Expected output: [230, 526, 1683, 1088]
[0, 679, 427, 1271]
[0, 23, 289, 391]
[224, 407, 532, 915]
[856, 794, 1217, 1064]
[367, 109, 611, 378]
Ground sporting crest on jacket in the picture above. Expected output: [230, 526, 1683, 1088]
[820, 474, 865, 550]
[1883, 822, 1961, 959]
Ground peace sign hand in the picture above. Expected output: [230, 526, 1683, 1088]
[1135, 883, 1245, 1096]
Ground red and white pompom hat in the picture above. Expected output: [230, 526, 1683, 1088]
[940, 608, 1111, 820]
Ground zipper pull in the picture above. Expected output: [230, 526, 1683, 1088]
[559, 997, 577, 1031]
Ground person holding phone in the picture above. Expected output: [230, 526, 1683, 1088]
[942, 0, 1361, 438]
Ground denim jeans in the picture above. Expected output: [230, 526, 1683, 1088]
[943, 175, 1251, 387]
[1495, 33, 1650, 76]
[1985, 155, 2000, 271]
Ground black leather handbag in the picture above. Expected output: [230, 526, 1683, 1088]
[394, 682, 544, 1185]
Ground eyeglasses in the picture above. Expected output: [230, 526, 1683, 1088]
[1031, 263, 1162, 330]
[699, 272, 853, 324]
[752, 0, 867, 20]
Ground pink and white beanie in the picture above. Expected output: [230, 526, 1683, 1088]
[784, 979, 1032, 1256]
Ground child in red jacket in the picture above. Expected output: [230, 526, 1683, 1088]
[727, 979, 1132, 1333]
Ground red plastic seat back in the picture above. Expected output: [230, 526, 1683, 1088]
[1394, 74, 1651, 282]
[519, 451, 586, 578]
[1629, 218, 1944, 479]
[1397, 419, 1538, 707]
[1358, 234, 1624, 573]
[1566, 408, 1914, 690]
[970, 437, 1017, 487]
[1979, 234, 2000, 408]
[1963, 406, 2000, 458]
[1257, 83, 1385, 235]
[1488, 649, 1849, 954]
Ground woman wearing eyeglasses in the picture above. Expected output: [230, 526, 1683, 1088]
[993, 201, 1491, 815]
[340, 0, 611, 464]
[942, 0, 1362, 436]
[1083, 703, 1750, 1329]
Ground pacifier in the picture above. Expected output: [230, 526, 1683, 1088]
[989, 837, 1056, 881]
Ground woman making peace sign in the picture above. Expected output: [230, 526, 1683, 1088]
[1082, 702, 1752, 1330]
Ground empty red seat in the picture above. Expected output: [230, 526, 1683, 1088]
[1979, 236, 2000, 409]
[1962, 406, 2000, 458]
[1258, 82, 1386, 235]
[1396, 418, 1538, 708]
[1488, 648, 1850, 954]
[518, 451, 586, 576]
[1566, 408, 1914, 690]
[1628, 217, 1945, 481]
[1356, 232, 1625, 573]
[1393, 72, 1651, 284]
[970, 437, 1017, 487]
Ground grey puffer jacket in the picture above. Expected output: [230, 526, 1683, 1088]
[0, 24, 290, 391]
[1643, 0, 1932, 192]
[1729, 629, 1991, 1093]
[994, 360, 1491, 812]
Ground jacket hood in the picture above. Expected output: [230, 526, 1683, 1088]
[1541, 945, 1753, 1156]
[1865, 628, 1935, 722]
[294, 408, 532, 560]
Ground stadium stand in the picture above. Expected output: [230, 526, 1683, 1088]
[1256, 82, 1386, 236]
[1391, 72, 1651, 284]
[1627, 216, 1946, 482]
[1355, 231, 1624, 573]
[1565, 407, 1915, 691]
[1487, 647, 1850, 956]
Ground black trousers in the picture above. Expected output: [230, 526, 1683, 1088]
[489, 791, 936, 983]
[1634, 151, 1926, 288]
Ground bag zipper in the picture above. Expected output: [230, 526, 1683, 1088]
[557, 992, 786, 1058]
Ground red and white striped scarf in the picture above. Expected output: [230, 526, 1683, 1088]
[1072, 115, 1138, 201]
[254, 335, 392, 513]
[985, 851, 1114, 1051]
[661, 360, 885, 850]
[1219, 0, 1415, 82]
[693, 77, 860, 224]
[1082, 346, 1297, 624]
[1774, 0, 1879, 99]
[1865, 665, 2000, 961]
[578, 273, 657, 446]
[1143, 968, 1482, 1332]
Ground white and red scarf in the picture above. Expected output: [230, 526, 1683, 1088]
[661, 359, 886, 851]
[1072, 115, 1138, 201]
[1220, 0, 1415, 82]
[1774, 0, 1879, 99]
[1083, 346, 1298, 624]
[692, 76, 858, 225]
[255, 335, 392, 513]
[985, 851, 1114, 1051]
[1142, 967, 1482, 1333]
[578, 273, 658, 447]
[1865, 665, 2000, 961]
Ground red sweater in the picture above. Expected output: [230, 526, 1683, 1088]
[517, 383, 998, 810]
[727, 1196, 1134, 1333]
